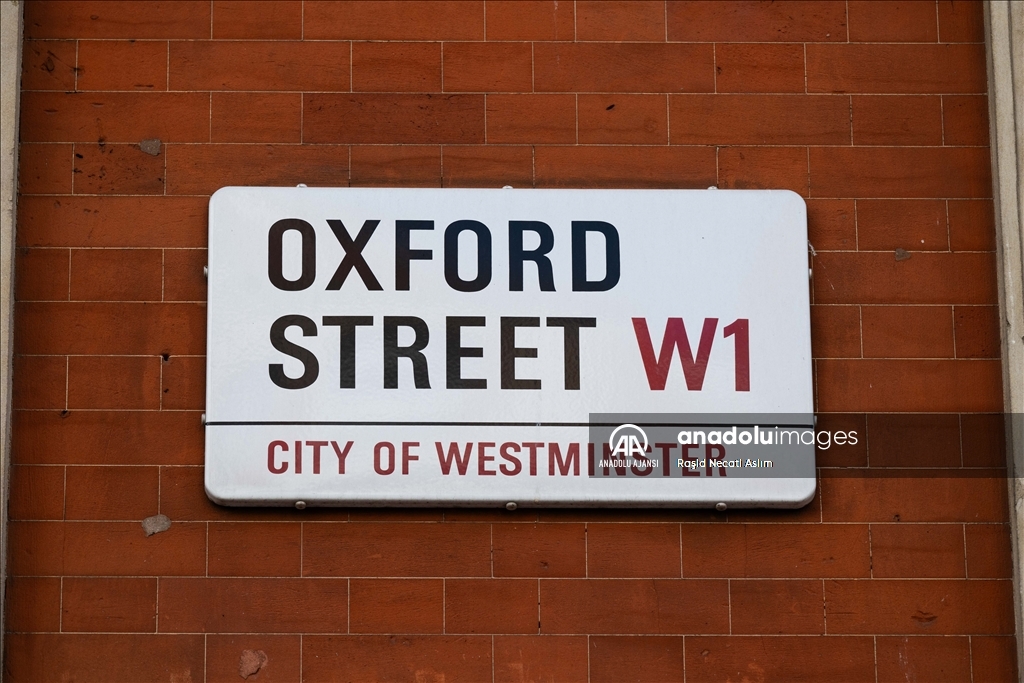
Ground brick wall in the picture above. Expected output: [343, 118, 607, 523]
[5, 1, 1018, 681]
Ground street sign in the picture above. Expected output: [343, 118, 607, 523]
[205, 187, 815, 508]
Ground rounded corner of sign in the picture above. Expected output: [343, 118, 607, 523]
[775, 189, 808, 212]
[203, 475, 236, 507]
[209, 186, 242, 208]
[792, 477, 818, 508]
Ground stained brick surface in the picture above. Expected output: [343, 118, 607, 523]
[8, 1, 1015, 681]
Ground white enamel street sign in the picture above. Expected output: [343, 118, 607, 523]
[205, 187, 815, 508]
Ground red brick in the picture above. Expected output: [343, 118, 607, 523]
[494, 636, 588, 683]
[16, 248, 69, 301]
[672, 95, 849, 145]
[161, 354, 206, 410]
[24, 1, 211, 39]
[447, 579, 538, 634]
[303, 522, 490, 576]
[11, 409, 203, 465]
[578, 95, 667, 145]
[719, 146, 808, 195]
[304, 94, 484, 145]
[811, 147, 991, 198]
[302, 635, 492, 682]
[715, 43, 806, 93]
[954, 305, 1001, 358]
[211, 93, 301, 144]
[7, 521, 64, 576]
[871, 524, 966, 578]
[17, 196, 208, 248]
[65, 465, 159, 520]
[820, 475, 1008, 523]
[61, 521, 206, 576]
[22, 92, 208, 143]
[206, 634, 301, 683]
[807, 198, 856, 250]
[852, 96, 942, 146]
[686, 636, 875, 683]
[587, 523, 680, 577]
[12, 355, 65, 411]
[163, 249, 206, 302]
[351, 146, 442, 187]
[877, 636, 970, 683]
[966, 524, 1014, 578]
[212, 1, 303, 39]
[535, 43, 714, 93]
[165, 144, 349, 196]
[348, 579, 443, 633]
[493, 523, 586, 577]
[848, 1, 938, 42]
[938, 0, 985, 42]
[487, 95, 575, 144]
[6, 576, 61, 632]
[682, 524, 870, 578]
[21, 40, 77, 91]
[8, 465, 64, 520]
[825, 579, 1014, 634]
[208, 522, 301, 577]
[62, 577, 157, 632]
[972, 636, 1020, 682]
[540, 579, 729, 634]
[304, 1, 484, 40]
[353, 42, 441, 93]
[442, 43, 532, 92]
[811, 252, 998, 305]
[71, 248, 162, 301]
[169, 41, 350, 91]
[807, 44, 987, 94]
[4, 634, 205, 683]
[811, 305, 860, 358]
[77, 41, 167, 91]
[861, 306, 954, 359]
[160, 578, 347, 633]
[961, 413, 1008, 468]
[67, 355, 161, 410]
[535, 146, 716, 188]
[948, 199, 996, 251]
[943, 94, 989, 146]
[441, 146, 533, 188]
[73, 143, 165, 195]
[487, 1, 574, 40]
[589, 636, 683, 683]
[864, 413, 961, 467]
[816, 359, 1002, 412]
[857, 199, 948, 251]
[730, 580, 825, 634]
[18, 143, 72, 195]
[576, 1, 665, 41]
[667, 1, 848, 42]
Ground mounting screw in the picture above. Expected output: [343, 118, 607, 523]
[297, 183, 308, 188]
[200, 413, 206, 425]
[502, 185, 513, 189]
[203, 265, 208, 279]
[715, 502, 727, 512]
[505, 502, 518, 511]
[295, 501, 307, 510]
